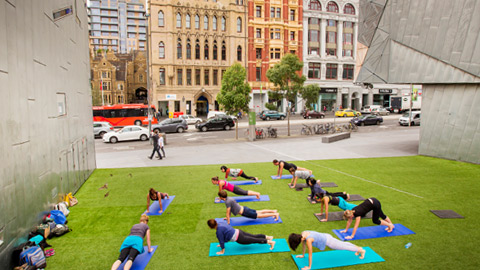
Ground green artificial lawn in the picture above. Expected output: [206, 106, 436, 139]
[47, 156, 480, 270]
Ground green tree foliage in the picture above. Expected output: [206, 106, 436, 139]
[300, 84, 320, 111]
[217, 63, 251, 139]
[266, 53, 306, 135]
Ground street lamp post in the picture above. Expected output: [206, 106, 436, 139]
[145, 1, 152, 133]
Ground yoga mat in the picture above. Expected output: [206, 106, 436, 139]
[319, 182, 338, 188]
[215, 195, 270, 203]
[291, 247, 384, 270]
[228, 180, 262, 185]
[333, 223, 415, 241]
[348, 194, 365, 201]
[209, 238, 290, 257]
[215, 216, 282, 226]
[144, 196, 175, 216]
[118, 246, 158, 270]
[430, 210, 464, 219]
[314, 211, 372, 222]
[271, 175, 315, 179]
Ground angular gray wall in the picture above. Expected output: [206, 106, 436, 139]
[0, 0, 95, 267]
[420, 84, 480, 164]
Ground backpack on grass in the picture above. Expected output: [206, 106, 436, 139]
[20, 246, 46, 269]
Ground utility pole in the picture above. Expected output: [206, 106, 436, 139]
[145, 0, 152, 133]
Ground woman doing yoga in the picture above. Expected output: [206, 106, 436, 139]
[220, 166, 258, 182]
[146, 188, 169, 214]
[211, 176, 260, 199]
[316, 193, 356, 222]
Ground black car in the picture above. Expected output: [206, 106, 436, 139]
[195, 117, 235, 132]
[352, 115, 383, 126]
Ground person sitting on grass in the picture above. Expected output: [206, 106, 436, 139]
[218, 190, 279, 224]
[272, 159, 307, 179]
[288, 231, 365, 270]
[220, 165, 259, 182]
[342, 197, 395, 239]
[211, 176, 260, 200]
[111, 214, 153, 270]
[146, 188, 169, 214]
[306, 177, 348, 204]
[316, 193, 355, 222]
[208, 219, 275, 255]
[288, 167, 313, 188]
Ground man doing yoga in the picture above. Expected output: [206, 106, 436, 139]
[218, 190, 279, 224]
[273, 159, 307, 179]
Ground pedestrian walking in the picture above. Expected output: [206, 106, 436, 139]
[159, 133, 166, 158]
[148, 130, 162, 160]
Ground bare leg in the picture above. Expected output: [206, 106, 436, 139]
[124, 260, 133, 270]
[381, 218, 394, 232]
[248, 190, 260, 199]
[111, 260, 122, 270]
[267, 239, 276, 250]
[256, 209, 278, 215]
[257, 212, 279, 220]
[266, 235, 274, 241]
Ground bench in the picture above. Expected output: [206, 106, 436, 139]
[322, 132, 350, 143]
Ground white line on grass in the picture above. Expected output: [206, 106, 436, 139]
[246, 142, 424, 199]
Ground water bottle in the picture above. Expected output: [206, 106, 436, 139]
[405, 242, 412, 249]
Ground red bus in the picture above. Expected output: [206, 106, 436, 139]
[93, 104, 158, 127]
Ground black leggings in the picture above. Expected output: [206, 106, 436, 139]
[239, 172, 256, 180]
[233, 185, 248, 196]
[118, 247, 140, 262]
[370, 198, 387, 225]
[236, 230, 267, 245]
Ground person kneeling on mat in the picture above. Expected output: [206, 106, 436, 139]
[212, 176, 260, 200]
[316, 193, 355, 222]
[220, 166, 259, 182]
[111, 214, 153, 270]
[146, 188, 169, 214]
[342, 197, 395, 239]
[208, 219, 275, 255]
[288, 231, 365, 270]
[218, 190, 279, 224]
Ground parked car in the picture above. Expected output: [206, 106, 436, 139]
[152, 118, 188, 133]
[93, 121, 114, 138]
[372, 107, 390, 116]
[207, 111, 237, 120]
[103, 125, 149, 143]
[335, 109, 361, 117]
[352, 115, 383, 126]
[302, 110, 325, 119]
[179, 114, 202, 125]
[260, 110, 286, 121]
[360, 105, 382, 114]
[399, 111, 421, 126]
[196, 117, 235, 132]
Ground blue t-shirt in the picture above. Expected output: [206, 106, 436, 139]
[305, 231, 327, 250]
[337, 197, 357, 210]
[216, 223, 236, 249]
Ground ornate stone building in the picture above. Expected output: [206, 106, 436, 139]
[148, 0, 248, 116]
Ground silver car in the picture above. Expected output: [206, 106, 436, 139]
[179, 114, 203, 125]
[93, 121, 114, 138]
[152, 118, 188, 133]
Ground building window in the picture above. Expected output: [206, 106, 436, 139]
[237, 46, 242, 61]
[290, 9, 295, 21]
[195, 69, 201, 85]
[344, 4, 355, 15]
[343, 64, 354, 80]
[213, 41, 218, 60]
[308, 30, 320, 42]
[309, 47, 319, 55]
[186, 14, 191, 28]
[195, 14, 200, 29]
[237, 17, 242, 32]
[344, 21, 354, 28]
[177, 69, 183, 85]
[256, 48, 262, 59]
[204, 15, 209, 30]
[213, 69, 218, 85]
[158, 11, 164, 27]
[158, 42, 165, 58]
[195, 40, 200, 59]
[327, 31, 336, 43]
[343, 49, 353, 57]
[177, 39, 182, 59]
[186, 69, 192, 85]
[176, 13, 182, 28]
[221, 42, 226, 60]
[204, 41, 209, 60]
[256, 6, 262, 17]
[327, 1, 339, 13]
[270, 7, 275, 18]
[343, 33, 353, 44]
[326, 63, 337, 79]
[186, 39, 191, 59]
[276, 8, 281, 18]
[213, 16, 217, 30]
[290, 31, 295, 41]
[309, 0, 321, 10]
[308, 63, 321, 79]
[221, 16, 226, 31]
[271, 28, 281, 39]
[256, 67, 261, 81]
[327, 19, 337, 27]
[256, 28, 261, 38]
[326, 48, 336, 56]
[159, 68, 165, 85]
[309, 17, 319, 25]
[270, 48, 281, 59]
[204, 69, 209, 85]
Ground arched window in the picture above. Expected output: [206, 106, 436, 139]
[221, 41, 226, 60]
[237, 46, 242, 61]
[186, 39, 191, 59]
[158, 11, 164, 27]
[176, 13, 182, 28]
[221, 16, 226, 31]
[344, 3, 355, 15]
[177, 38, 182, 59]
[213, 41, 218, 60]
[158, 42, 165, 58]
[204, 40, 209, 60]
[309, 0, 321, 11]
[204, 16, 209, 30]
[195, 39, 200, 59]
[327, 1, 339, 13]
[195, 15, 200, 29]
[237, 17, 242, 32]
[212, 16, 217, 31]
[186, 14, 191, 28]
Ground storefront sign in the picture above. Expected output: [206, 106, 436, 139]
[320, 88, 337, 93]
[166, 94, 177, 100]
[379, 89, 392, 93]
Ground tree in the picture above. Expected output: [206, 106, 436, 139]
[217, 63, 251, 139]
[266, 54, 306, 136]
[300, 84, 320, 111]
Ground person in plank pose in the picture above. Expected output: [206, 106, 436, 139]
[288, 230, 365, 270]
[288, 167, 313, 188]
[208, 219, 275, 255]
[316, 193, 355, 222]
[342, 197, 395, 239]
[306, 177, 348, 203]
[272, 159, 307, 179]
[218, 190, 279, 224]
[111, 215, 153, 270]
[220, 166, 258, 182]
[146, 188, 169, 214]
[211, 176, 260, 200]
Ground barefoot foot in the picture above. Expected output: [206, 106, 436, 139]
[269, 241, 276, 250]
[358, 248, 365, 259]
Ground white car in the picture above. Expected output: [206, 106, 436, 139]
[207, 111, 237, 120]
[399, 111, 421, 126]
[103, 125, 150, 143]
[179, 114, 203, 125]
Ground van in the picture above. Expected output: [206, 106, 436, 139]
[361, 105, 382, 114]
[399, 111, 421, 126]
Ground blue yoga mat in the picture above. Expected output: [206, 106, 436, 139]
[215, 216, 282, 226]
[144, 195, 175, 216]
[291, 247, 384, 270]
[271, 175, 314, 179]
[214, 195, 270, 203]
[333, 223, 415, 241]
[228, 180, 262, 185]
[209, 238, 290, 257]
[118, 245, 158, 270]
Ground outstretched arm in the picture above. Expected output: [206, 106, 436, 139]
[157, 192, 163, 214]
[289, 176, 297, 187]
[146, 195, 151, 213]
[306, 239, 313, 270]
[346, 217, 361, 239]
[342, 217, 353, 233]
[320, 198, 329, 221]
[225, 207, 231, 224]
[146, 229, 153, 252]
[276, 163, 284, 177]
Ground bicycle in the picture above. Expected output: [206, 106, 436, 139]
[301, 124, 313, 135]
[343, 121, 358, 132]
[267, 126, 277, 138]
[244, 128, 265, 139]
